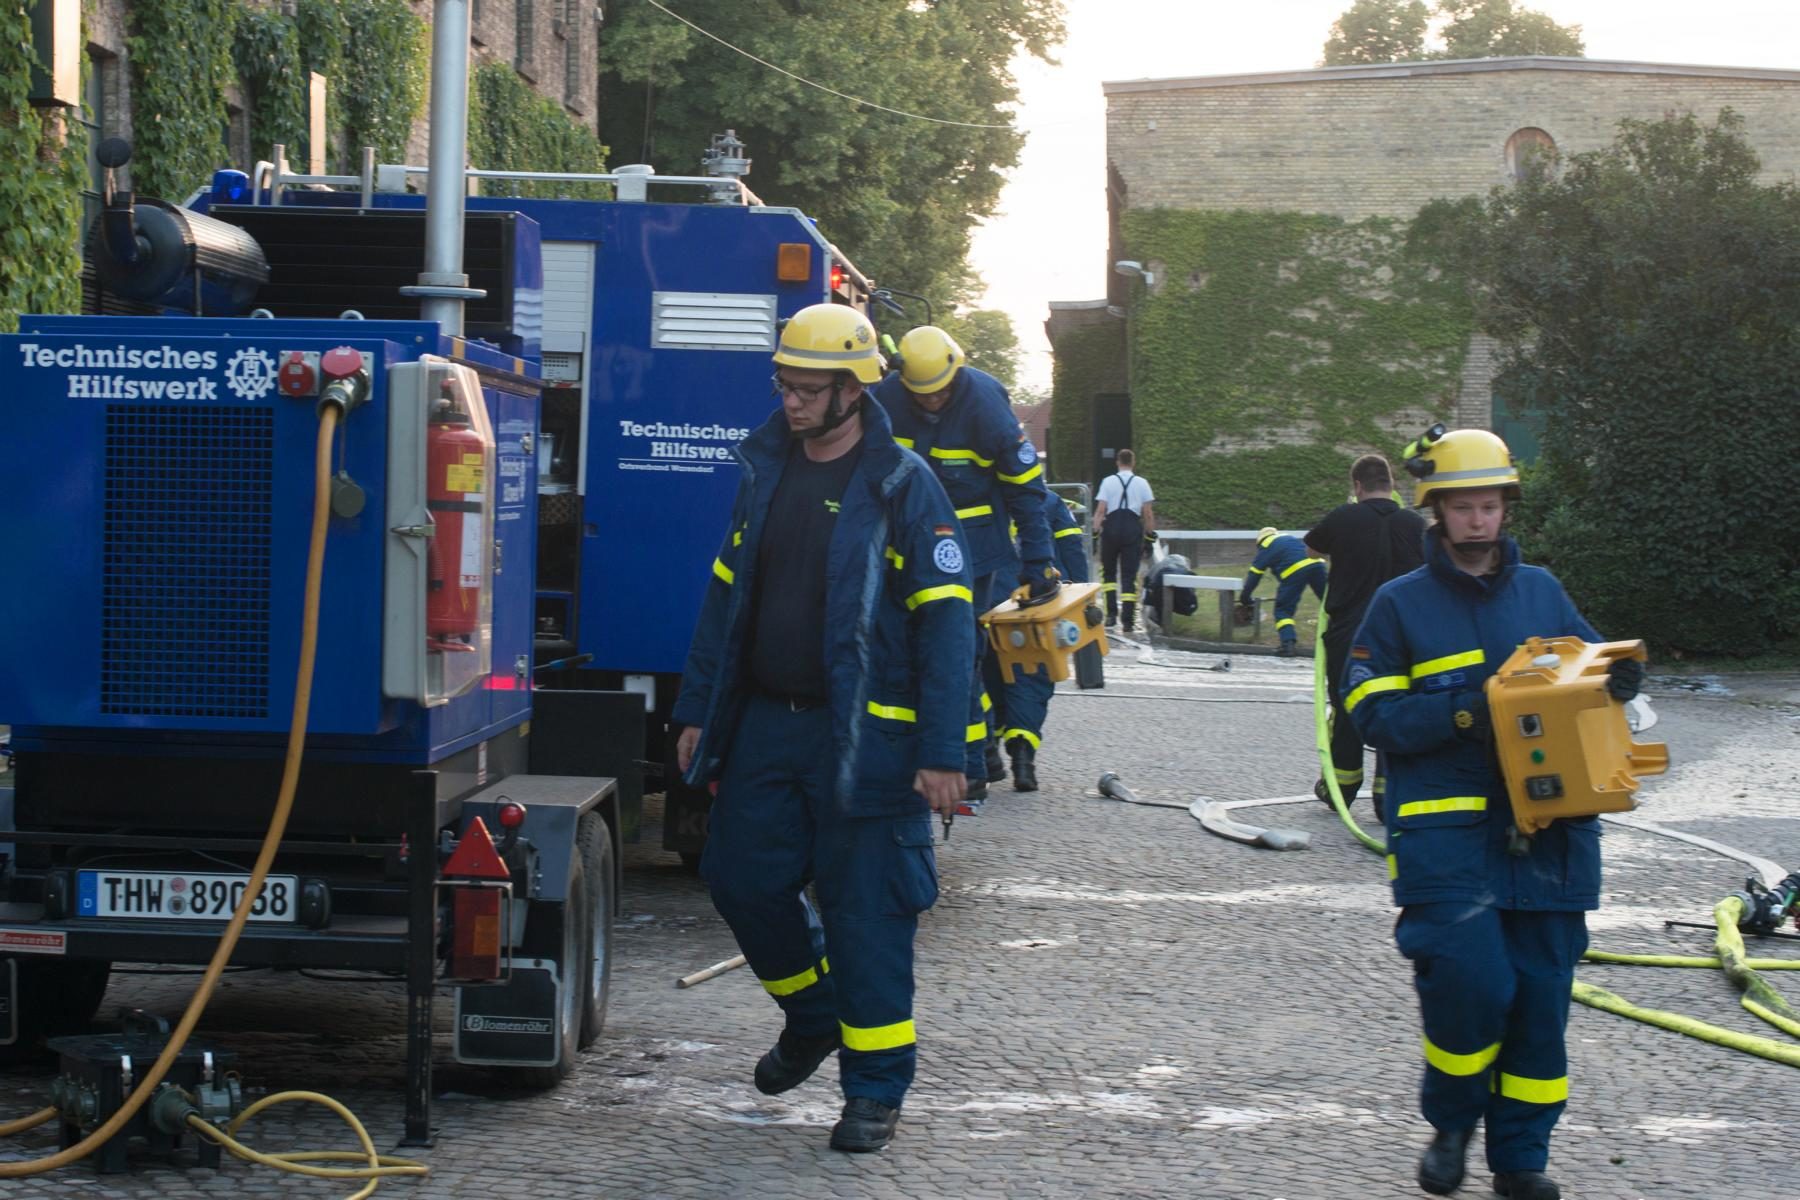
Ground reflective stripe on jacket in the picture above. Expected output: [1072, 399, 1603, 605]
[1241, 534, 1319, 600]
[873, 366, 1053, 578]
[1347, 534, 1604, 911]
[672, 401, 975, 814]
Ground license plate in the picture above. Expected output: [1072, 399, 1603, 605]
[77, 871, 299, 923]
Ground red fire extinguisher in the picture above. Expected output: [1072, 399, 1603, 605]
[427, 396, 488, 652]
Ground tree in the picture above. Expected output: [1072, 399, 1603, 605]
[1438, 0, 1584, 58]
[1409, 110, 1800, 655]
[597, 1, 1065, 307]
[1323, 0, 1428, 66]
[942, 309, 1022, 390]
[1320, 0, 1582, 64]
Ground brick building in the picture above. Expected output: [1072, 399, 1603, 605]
[1050, 57, 1800, 510]
[79, 0, 599, 195]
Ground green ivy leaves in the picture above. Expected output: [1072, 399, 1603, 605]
[0, 6, 85, 332]
[467, 64, 609, 201]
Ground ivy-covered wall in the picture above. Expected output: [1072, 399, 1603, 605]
[1047, 319, 1124, 483]
[1110, 208, 1474, 529]
[0, 6, 86, 332]
[232, 0, 427, 174]
[468, 64, 608, 200]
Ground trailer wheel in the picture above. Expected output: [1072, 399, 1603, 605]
[518, 851, 590, 1089]
[0, 957, 111, 1063]
[577, 811, 613, 1049]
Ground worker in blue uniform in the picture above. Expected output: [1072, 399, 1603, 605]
[1238, 527, 1326, 657]
[673, 304, 973, 1154]
[981, 493, 1091, 791]
[1346, 429, 1644, 1200]
[874, 326, 1055, 812]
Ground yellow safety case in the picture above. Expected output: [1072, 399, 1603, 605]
[1485, 636, 1669, 835]
[981, 581, 1109, 684]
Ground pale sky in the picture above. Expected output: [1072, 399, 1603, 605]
[970, 0, 1800, 391]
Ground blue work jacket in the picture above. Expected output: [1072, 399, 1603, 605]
[1240, 534, 1322, 601]
[1346, 534, 1604, 911]
[873, 366, 1053, 580]
[672, 401, 975, 815]
[1048, 497, 1091, 584]
[992, 495, 1091, 611]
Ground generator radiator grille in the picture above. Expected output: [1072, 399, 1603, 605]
[101, 406, 275, 718]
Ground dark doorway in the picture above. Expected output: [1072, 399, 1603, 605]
[1090, 392, 1132, 486]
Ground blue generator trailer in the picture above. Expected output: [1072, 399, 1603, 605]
[0, 133, 869, 1144]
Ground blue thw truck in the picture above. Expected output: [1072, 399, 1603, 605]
[0, 131, 871, 1149]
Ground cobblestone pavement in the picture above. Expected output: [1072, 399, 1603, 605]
[3, 646, 1799, 1198]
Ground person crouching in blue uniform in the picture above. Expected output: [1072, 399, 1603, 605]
[1346, 429, 1644, 1200]
[1239, 528, 1326, 657]
[981, 492, 1092, 790]
[673, 305, 973, 1154]
[874, 326, 1056, 812]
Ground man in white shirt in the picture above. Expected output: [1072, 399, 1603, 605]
[1091, 449, 1156, 632]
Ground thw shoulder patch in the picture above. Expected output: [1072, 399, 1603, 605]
[932, 538, 964, 575]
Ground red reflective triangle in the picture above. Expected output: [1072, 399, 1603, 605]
[444, 816, 511, 880]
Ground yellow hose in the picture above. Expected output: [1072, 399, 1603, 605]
[1311, 598, 1386, 854]
[0, 1107, 56, 1137]
[184, 1090, 428, 1200]
[1572, 981, 1800, 1068]
[1584, 950, 1800, 969]
[0, 409, 339, 1178]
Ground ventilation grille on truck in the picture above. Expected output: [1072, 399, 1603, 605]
[101, 406, 275, 719]
[651, 291, 777, 352]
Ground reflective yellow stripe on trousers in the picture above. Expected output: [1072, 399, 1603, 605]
[1423, 1035, 1500, 1076]
[1498, 1073, 1569, 1104]
[841, 1019, 916, 1052]
[761, 958, 829, 997]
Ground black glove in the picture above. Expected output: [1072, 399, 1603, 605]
[1143, 530, 1159, 548]
[1451, 691, 1492, 744]
[1233, 601, 1255, 626]
[1606, 657, 1645, 702]
[1022, 560, 1060, 599]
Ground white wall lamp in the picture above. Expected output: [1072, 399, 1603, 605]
[1113, 259, 1155, 288]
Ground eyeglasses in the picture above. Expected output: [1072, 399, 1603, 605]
[771, 373, 838, 403]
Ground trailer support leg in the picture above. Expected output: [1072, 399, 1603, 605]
[401, 770, 437, 1147]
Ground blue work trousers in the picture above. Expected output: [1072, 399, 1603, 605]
[979, 572, 1052, 748]
[1396, 903, 1588, 1173]
[701, 694, 940, 1108]
[1273, 565, 1326, 645]
[966, 570, 998, 779]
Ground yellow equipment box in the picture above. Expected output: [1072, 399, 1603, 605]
[1485, 636, 1669, 835]
[981, 581, 1109, 684]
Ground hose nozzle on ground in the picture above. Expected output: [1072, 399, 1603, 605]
[1097, 772, 1137, 804]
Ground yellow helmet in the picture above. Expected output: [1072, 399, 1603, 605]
[773, 304, 883, 384]
[1407, 428, 1520, 507]
[896, 326, 966, 394]
[1257, 527, 1279, 546]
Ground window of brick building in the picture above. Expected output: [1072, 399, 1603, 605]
[516, 0, 536, 79]
[1506, 127, 1557, 183]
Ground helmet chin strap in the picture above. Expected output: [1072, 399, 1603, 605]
[793, 383, 860, 440]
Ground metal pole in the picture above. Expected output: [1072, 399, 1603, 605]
[406, 0, 486, 334]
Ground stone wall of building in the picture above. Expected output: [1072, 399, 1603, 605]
[1105, 59, 1800, 222]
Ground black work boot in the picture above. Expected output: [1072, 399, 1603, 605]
[1121, 602, 1137, 633]
[1008, 737, 1038, 792]
[984, 736, 1008, 783]
[1494, 1171, 1561, 1200]
[753, 1028, 841, 1095]
[1417, 1125, 1474, 1195]
[829, 1097, 900, 1153]
[1275, 640, 1297, 658]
